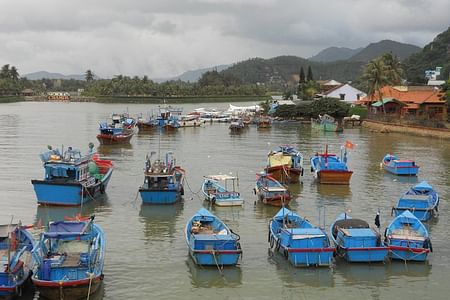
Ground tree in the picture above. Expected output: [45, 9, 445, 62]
[297, 66, 306, 99]
[9, 66, 19, 81]
[362, 57, 389, 114]
[85, 70, 94, 82]
[382, 53, 403, 85]
[299, 67, 306, 84]
[0, 64, 10, 79]
[307, 66, 313, 82]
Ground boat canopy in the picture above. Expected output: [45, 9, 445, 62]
[44, 221, 88, 238]
[412, 181, 434, 192]
[334, 218, 369, 229]
[205, 175, 237, 181]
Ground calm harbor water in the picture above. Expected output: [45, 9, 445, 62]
[1, 101, 449, 300]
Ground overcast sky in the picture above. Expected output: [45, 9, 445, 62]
[0, 0, 448, 78]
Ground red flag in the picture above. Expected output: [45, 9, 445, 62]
[344, 140, 354, 150]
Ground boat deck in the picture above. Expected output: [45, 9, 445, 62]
[391, 227, 426, 241]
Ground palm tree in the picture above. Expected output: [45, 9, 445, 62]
[85, 70, 94, 82]
[9, 66, 19, 81]
[382, 53, 403, 85]
[363, 58, 389, 115]
[0, 64, 10, 79]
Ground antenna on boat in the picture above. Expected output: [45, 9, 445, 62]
[7, 215, 13, 279]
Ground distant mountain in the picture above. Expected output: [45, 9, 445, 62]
[154, 64, 230, 83]
[404, 27, 450, 83]
[221, 56, 365, 85]
[309, 47, 363, 62]
[23, 71, 98, 80]
[349, 40, 421, 62]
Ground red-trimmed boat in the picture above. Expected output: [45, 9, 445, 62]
[310, 145, 353, 184]
[255, 173, 291, 206]
[265, 146, 304, 184]
[31, 216, 105, 300]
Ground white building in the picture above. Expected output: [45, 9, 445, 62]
[322, 83, 366, 104]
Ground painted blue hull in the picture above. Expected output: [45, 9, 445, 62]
[189, 251, 241, 266]
[185, 208, 242, 266]
[383, 165, 419, 175]
[340, 247, 388, 262]
[32, 169, 112, 206]
[389, 247, 428, 262]
[286, 248, 334, 267]
[139, 189, 180, 204]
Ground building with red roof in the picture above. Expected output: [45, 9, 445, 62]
[357, 86, 447, 121]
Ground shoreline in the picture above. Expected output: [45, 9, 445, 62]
[1, 95, 268, 104]
[362, 119, 450, 140]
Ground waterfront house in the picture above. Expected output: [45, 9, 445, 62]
[358, 86, 447, 121]
[321, 83, 366, 104]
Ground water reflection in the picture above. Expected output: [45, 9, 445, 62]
[334, 260, 432, 287]
[270, 249, 334, 288]
[186, 258, 242, 288]
[138, 202, 184, 242]
[97, 144, 133, 156]
[287, 182, 303, 200]
[35, 196, 110, 225]
[315, 183, 352, 200]
[383, 172, 419, 184]
[253, 202, 280, 221]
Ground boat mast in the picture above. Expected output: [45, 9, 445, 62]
[7, 215, 13, 279]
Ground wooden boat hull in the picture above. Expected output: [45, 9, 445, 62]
[32, 275, 103, 300]
[31, 169, 112, 206]
[316, 170, 352, 184]
[137, 122, 157, 132]
[265, 165, 301, 184]
[258, 194, 291, 207]
[96, 132, 133, 145]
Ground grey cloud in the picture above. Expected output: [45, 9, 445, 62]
[0, 0, 448, 78]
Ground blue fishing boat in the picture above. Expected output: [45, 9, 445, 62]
[382, 154, 419, 176]
[97, 112, 136, 144]
[255, 173, 291, 207]
[330, 213, 388, 262]
[393, 181, 439, 221]
[201, 175, 243, 206]
[185, 208, 242, 266]
[139, 152, 185, 204]
[0, 224, 35, 298]
[384, 210, 432, 261]
[268, 208, 334, 267]
[310, 144, 353, 184]
[31, 216, 105, 300]
[31, 144, 113, 206]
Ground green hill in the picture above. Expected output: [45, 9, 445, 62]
[348, 40, 421, 62]
[404, 27, 450, 83]
[221, 56, 365, 86]
[309, 47, 362, 62]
